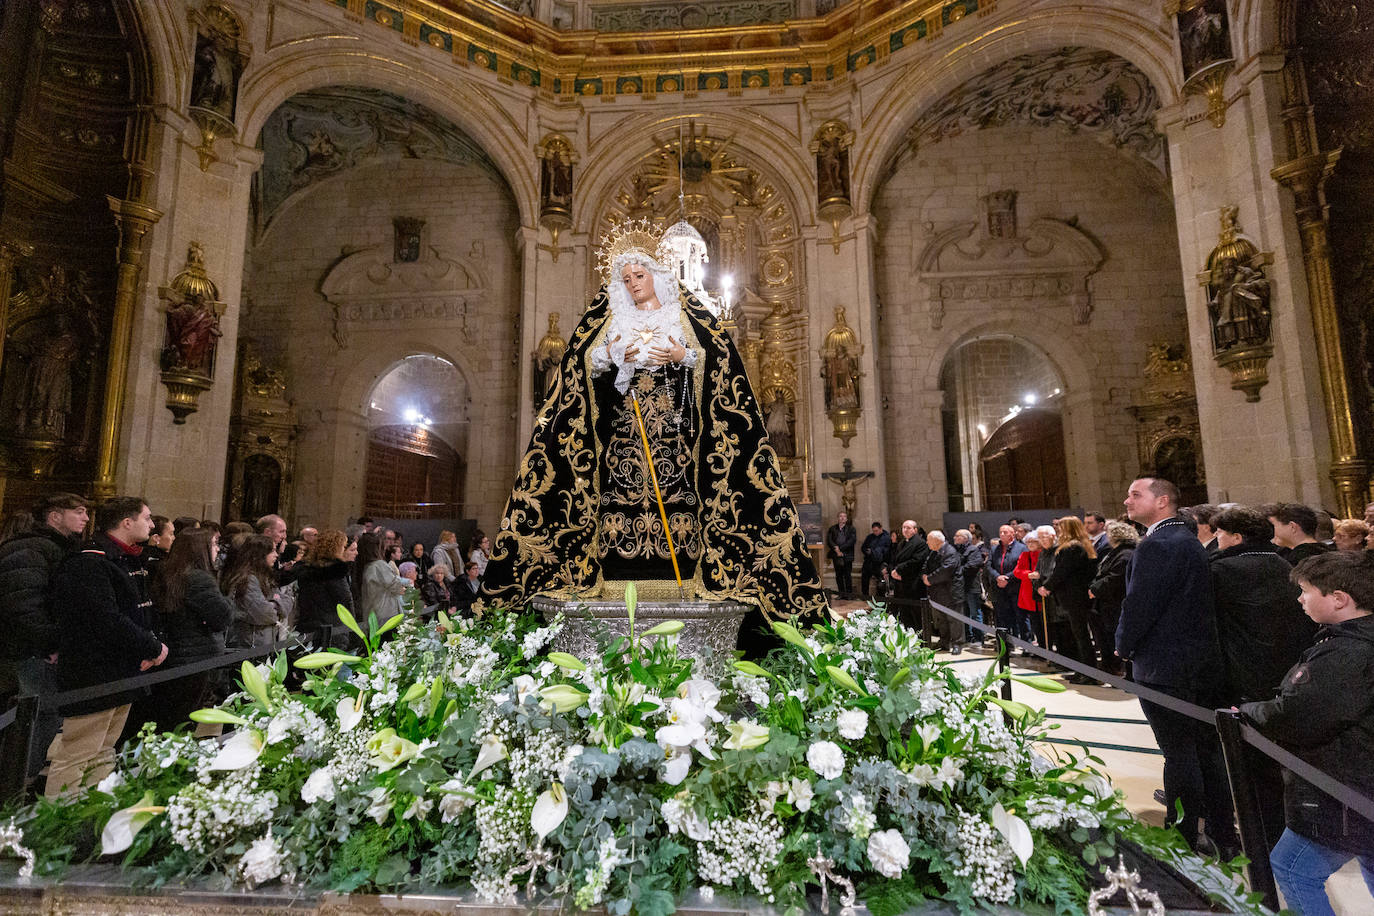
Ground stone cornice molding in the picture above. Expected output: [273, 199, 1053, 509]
[917, 218, 1105, 329]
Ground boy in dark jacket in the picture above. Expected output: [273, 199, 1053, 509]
[45, 497, 167, 798]
[1240, 551, 1374, 915]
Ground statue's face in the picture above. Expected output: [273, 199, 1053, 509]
[621, 263, 655, 305]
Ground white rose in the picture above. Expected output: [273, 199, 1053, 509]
[806, 740, 845, 780]
[300, 767, 335, 804]
[867, 828, 910, 879]
[836, 708, 868, 741]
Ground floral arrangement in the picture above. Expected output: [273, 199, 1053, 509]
[6, 594, 1238, 915]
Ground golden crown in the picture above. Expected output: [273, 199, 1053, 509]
[595, 218, 668, 286]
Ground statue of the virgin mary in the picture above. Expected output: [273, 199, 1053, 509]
[480, 219, 827, 633]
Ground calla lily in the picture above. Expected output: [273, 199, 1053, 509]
[188, 708, 248, 727]
[240, 660, 272, 711]
[294, 652, 364, 669]
[531, 782, 569, 841]
[547, 652, 586, 672]
[336, 694, 366, 732]
[825, 665, 867, 696]
[539, 684, 589, 713]
[1006, 673, 1068, 693]
[100, 791, 165, 856]
[470, 734, 508, 778]
[335, 603, 368, 647]
[991, 803, 1033, 865]
[723, 719, 770, 750]
[987, 696, 1034, 721]
[207, 729, 265, 771]
[367, 728, 420, 772]
[640, 620, 684, 637]
[733, 660, 772, 679]
[770, 620, 811, 653]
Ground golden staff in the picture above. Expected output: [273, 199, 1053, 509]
[630, 390, 685, 597]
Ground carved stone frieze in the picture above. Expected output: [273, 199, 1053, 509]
[918, 217, 1105, 329]
[906, 47, 1167, 177]
[320, 245, 485, 347]
[590, 0, 798, 32]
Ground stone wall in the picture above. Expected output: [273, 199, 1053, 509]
[872, 125, 1191, 525]
[240, 157, 521, 530]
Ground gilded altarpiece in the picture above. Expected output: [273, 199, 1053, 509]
[1128, 343, 1207, 506]
[224, 350, 298, 526]
[593, 126, 814, 499]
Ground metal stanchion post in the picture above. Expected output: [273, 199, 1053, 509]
[0, 694, 39, 804]
[1215, 709, 1279, 911]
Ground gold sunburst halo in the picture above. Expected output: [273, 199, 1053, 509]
[595, 217, 668, 286]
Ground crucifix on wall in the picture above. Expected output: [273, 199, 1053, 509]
[822, 457, 873, 519]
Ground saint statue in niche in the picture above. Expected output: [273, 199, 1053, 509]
[1207, 256, 1270, 352]
[765, 391, 795, 458]
[539, 151, 573, 214]
[480, 219, 826, 630]
[815, 131, 851, 206]
[190, 29, 241, 121]
[15, 265, 98, 440]
[821, 307, 862, 412]
[1176, 0, 1233, 80]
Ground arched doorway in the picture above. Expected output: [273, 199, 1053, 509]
[362, 355, 467, 519]
[939, 337, 1067, 511]
[978, 408, 1070, 512]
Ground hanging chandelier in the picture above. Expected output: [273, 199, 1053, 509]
[661, 122, 720, 316]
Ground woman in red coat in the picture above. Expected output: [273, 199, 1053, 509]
[1012, 536, 1042, 646]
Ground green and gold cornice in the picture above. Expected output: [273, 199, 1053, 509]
[325, 0, 994, 99]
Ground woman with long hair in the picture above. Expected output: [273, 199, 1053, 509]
[469, 533, 492, 577]
[295, 529, 357, 649]
[408, 541, 433, 579]
[431, 530, 459, 579]
[221, 534, 285, 648]
[354, 531, 410, 623]
[148, 527, 235, 729]
[1044, 516, 1101, 684]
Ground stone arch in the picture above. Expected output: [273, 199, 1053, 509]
[576, 110, 816, 235]
[339, 344, 479, 428]
[112, 0, 182, 109]
[919, 315, 1091, 397]
[235, 43, 536, 224]
[853, 9, 1180, 215]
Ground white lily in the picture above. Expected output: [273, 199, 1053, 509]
[662, 747, 693, 785]
[100, 791, 165, 855]
[991, 803, 1033, 865]
[470, 734, 508, 778]
[677, 679, 725, 721]
[336, 694, 365, 733]
[531, 782, 569, 841]
[722, 718, 770, 750]
[207, 728, 265, 771]
[512, 674, 538, 706]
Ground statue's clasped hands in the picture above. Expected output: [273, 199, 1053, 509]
[610, 335, 687, 367]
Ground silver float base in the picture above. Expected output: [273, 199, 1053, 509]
[531, 595, 748, 664]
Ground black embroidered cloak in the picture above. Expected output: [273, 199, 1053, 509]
[480, 284, 827, 622]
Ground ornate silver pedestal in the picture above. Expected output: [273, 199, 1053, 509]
[531, 595, 748, 663]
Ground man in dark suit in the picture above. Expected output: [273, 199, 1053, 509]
[1118, 477, 1239, 858]
[922, 530, 965, 654]
[987, 524, 1026, 639]
[859, 522, 890, 597]
[888, 519, 929, 635]
[825, 511, 856, 596]
[1084, 512, 1110, 554]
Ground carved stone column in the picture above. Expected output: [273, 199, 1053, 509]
[96, 197, 163, 497]
[1271, 55, 1370, 515]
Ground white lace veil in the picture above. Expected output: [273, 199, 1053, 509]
[608, 252, 679, 314]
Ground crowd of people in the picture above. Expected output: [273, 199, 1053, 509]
[0, 496, 495, 800]
[826, 481, 1374, 913]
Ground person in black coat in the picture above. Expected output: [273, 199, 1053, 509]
[295, 529, 359, 649]
[1088, 520, 1137, 676]
[145, 528, 236, 731]
[825, 511, 856, 596]
[922, 531, 965, 653]
[0, 492, 89, 779]
[1043, 516, 1101, 683]
[1239, 551, 1374, 914]
[859, 522, 890, 597]
[45, 497, 167, 798]
[888, 520, 929, 632]
[1119, 477, 1237, 856]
